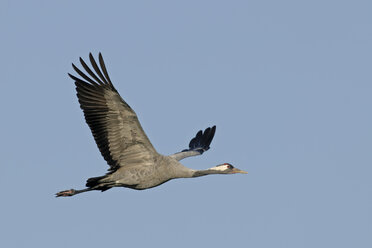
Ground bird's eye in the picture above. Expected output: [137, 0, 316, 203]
[221, 163, 234, 169]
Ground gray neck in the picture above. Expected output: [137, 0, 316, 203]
[167, 158, 222, 179]
[192, 169, 222, 178]
[168, 162, 196, 178]
[171, 166, 221, 179]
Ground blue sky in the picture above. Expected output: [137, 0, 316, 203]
[1, 1, 371, 247]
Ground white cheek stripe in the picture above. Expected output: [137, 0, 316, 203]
[213, 165, 229, 171]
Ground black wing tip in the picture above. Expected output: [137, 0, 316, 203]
[68, 53, 113, 88]
[68, 72, 82, 83]
[187, 125, 217, 153]
[79, 56, 85, 64]
[89, 52, 103, 61]
[71, 62, 78, 70]
[203, 125, 216, 137]
[89, 53, 97, 64]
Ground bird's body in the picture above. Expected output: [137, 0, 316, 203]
[56, 53, 247, 197]
[93, 155, 191, 190]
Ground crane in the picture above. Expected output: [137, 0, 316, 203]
[56, 53, 247, 197]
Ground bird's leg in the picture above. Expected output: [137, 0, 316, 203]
[55, 188, 92, 197]
[55, 189, 76, 197]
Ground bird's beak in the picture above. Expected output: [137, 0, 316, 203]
[232, 168, 248, 174]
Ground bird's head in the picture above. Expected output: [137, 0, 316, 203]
[210, 163, 248, 174]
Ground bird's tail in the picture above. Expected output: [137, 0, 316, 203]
[86, 175, 106, 188]
[86, 175, 112, 191]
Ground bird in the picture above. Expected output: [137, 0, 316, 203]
[56, 53, 247, 197]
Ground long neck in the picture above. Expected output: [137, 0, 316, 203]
[171, 165, 220, 179]
[192, 169, 222, 178]
[168, 159, 222, 179]
[168, 160, 196, 178]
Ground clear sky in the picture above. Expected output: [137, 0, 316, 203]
[1, 1, 371, 247]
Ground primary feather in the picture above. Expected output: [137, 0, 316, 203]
[68, 53, 157, 173]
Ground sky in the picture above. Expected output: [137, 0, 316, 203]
[1, 1, 371, 247]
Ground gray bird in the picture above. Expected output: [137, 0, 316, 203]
[56, 53, 247, 197]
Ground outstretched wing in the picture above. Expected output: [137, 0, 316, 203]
[68, 53, 158, 172]
[170, 126, 216, 161]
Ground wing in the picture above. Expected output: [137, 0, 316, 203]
[68, 53, 158, 172]
[170, 126, 216, 161]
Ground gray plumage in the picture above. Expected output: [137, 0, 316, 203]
[56, 53, 247, 197]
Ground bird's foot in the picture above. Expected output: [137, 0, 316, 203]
[55, 189, 76, 197]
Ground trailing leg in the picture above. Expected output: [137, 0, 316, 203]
[55, 188, 93, 197]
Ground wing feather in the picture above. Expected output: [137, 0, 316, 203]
[99, 53, 113, 85]
[170, 126, 216, 161]
[79, 57, 105, 86]
[69, 53, 158, 171]
[89, 53, 109, 85]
